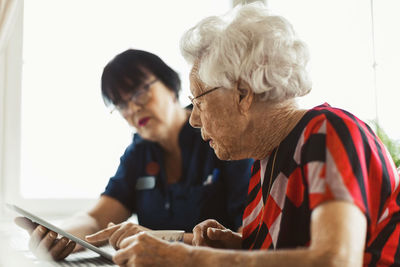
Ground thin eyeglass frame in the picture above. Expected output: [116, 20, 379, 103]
[188, 86, 222, 109]
[109, 79, 158, 114]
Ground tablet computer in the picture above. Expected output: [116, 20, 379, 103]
[6, 203, 114, 261]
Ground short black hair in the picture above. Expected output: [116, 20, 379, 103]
[101, 49, 181, 106]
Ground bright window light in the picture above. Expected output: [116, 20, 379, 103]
[373, 0, 400, 139]
[20, 0, 231, 199]
[269, 0, 400, 140]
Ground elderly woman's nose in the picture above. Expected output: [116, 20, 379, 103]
[189, 109, 201, 128]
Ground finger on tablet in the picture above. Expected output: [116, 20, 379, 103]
[85, 224, 119, 242]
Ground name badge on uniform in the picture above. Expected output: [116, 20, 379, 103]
[136, 176, 156, 190]
[203, 168, 220, 186]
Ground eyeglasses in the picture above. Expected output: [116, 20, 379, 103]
[188, 86, 222, 111]
[110, 79, 158, 114]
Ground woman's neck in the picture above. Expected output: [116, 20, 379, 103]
[245, 100, 307, 160]
[158, 106, 189, 154]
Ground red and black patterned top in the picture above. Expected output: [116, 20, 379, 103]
[242, 103, 400, 266]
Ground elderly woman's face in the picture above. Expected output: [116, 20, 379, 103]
[189, 65, 247, 160]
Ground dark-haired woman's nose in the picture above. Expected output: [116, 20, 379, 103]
[122, 101, 142, 118]
[130, 101, 144, 113]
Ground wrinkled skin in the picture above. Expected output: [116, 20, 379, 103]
[86, 222, 150, 250]
[192, 219, 242, 249]
[113, 232, 190, 267]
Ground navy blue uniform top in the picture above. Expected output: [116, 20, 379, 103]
[103, 119, 253, 232]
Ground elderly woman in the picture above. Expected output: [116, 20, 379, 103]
[109, 4, 400, 267]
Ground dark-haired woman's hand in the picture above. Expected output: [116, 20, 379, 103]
[14, 216, 76, 261]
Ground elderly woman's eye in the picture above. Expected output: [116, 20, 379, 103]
[195, 100, 202, 110]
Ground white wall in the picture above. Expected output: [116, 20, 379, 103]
[0, 47, 5, 214]
[1, 1, 23, 214]
[0, 1, 99, 215]
[0, 5, 24, 215]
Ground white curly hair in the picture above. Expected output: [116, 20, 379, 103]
[180, 3, 312, 102]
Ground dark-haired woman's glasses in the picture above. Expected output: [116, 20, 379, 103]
[188, 86, 222, 111]
[110, 79, 158, 114]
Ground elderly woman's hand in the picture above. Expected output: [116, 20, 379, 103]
[113, 232, 190, 267]
[192, 219, 242, 249]
[85, 222, 150, 250]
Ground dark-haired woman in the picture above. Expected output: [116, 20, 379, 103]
[15, 49, 252, 261]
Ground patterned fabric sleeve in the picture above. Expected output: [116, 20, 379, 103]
[300, 106, 400, 265]
[300, 108, 399, 222]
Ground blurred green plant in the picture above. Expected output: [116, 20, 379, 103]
[370, 120, 400, 167]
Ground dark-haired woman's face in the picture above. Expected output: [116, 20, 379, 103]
[118, 75, 178, 141]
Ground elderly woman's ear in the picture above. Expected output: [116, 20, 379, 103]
[236, 79, 254, 114]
